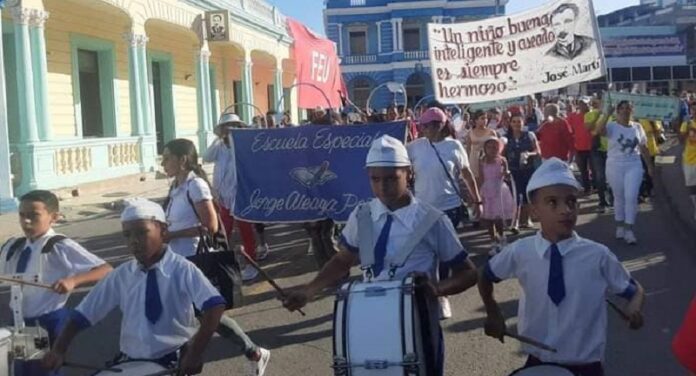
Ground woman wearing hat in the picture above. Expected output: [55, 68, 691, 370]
[407, 107, 482, 319]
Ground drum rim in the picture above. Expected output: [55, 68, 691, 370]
[509, 364, 576, 375]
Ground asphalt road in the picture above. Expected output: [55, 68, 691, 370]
[0, 188, 693, 375]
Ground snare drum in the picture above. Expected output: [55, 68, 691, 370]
[333, 275, 432, 375]
[509, 365, 575, 376]
[92, 360, 168, 375]
[0, 329, 11, 376]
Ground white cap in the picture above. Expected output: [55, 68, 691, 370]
[526, 157, 582, 200]
[218, 113, 242, 125]
[120, 198, 167, 224]
[365, 135, 411, 168]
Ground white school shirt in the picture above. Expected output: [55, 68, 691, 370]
[606, 121, 647, 165]
[74, 247, 224, 360]
[203, 139, 237, 210]
[0, 229, 106, 318]
[407, 137, 470, 211]
[165, 172, 213, 257]
[339, 197, 468, 281]
[484, 232, 636, 364]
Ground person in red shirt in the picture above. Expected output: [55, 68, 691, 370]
[537, 103, 575, 162]
[571, 100, 594, 194]
[674, 296, 696, 375]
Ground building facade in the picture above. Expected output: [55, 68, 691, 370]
[587, 2, 696, 95]
[324, 0, 505, 112]
[0, 0, 299, 212]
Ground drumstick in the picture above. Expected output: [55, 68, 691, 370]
[238, 249, 307, 317]
[63, 362, 123, 373]
[0, 275, 53, 290]
[607, 299, 630, 321]
[142, 369, 180, 376]
[505, 331, 557, 353]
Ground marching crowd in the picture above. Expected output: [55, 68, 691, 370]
[0, 88, 694, 376]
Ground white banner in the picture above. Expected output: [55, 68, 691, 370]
[428, 0, 606, 104]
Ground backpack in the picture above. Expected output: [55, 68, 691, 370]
[2, 235, 68, 262]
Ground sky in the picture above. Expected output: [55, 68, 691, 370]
[267, 0, 641, 36]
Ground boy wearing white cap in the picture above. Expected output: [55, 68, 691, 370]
[42, 198, 226, 376]
[283, 135, 479, 376]
[478, 158, 645, 375]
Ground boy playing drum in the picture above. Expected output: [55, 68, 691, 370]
[283, 135, 479, 375]
[478, 158, 645, 376]
[42, 198, 226, 375]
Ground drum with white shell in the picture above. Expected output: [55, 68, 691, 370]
[91, 360, 169, 376]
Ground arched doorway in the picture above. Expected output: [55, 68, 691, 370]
[349, 77, 375, 110]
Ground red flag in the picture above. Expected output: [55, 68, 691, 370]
[287, 19, 346, 109]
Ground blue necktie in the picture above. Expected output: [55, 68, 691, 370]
[145, 269, 163, 324]
[547, 244, 565, 306]
[373, 214, 393, 276]
[16, 247, 32, 273]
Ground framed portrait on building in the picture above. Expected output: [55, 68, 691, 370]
[206, 11, 229, 42]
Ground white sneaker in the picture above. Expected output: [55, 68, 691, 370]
[615, 226, 625, 240]
[241, 264, 259, 282]
[246, 347, 270, 376]
[439, 296, 452, 320]
[256, 244, 270, 261]
[624, 230, 637, 245]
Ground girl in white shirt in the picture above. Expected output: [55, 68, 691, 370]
[595, 100, 655, 245]
[161, 139, 218, 258]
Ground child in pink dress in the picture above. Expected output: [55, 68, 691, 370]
[478, 137, 515, 255]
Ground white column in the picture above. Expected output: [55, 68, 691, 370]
[274, 65, 284, 114]
[12, 7, 39, 143]
[238, 54, 254, 124]
[29, 9, 51, 141]
[337, 24, 343, 56]
[124, 32, 145, 136]
[391, 19, 397, 52]
[376, 21, 383, 54]
[136, 34, 152, 136]
[0, 10, 17, 211]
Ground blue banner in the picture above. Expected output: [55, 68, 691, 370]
[231, 122, 408, 223]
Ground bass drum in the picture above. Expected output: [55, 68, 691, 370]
[92, 360, 168, 375]
[509, 364, 575, 376]
[332, 275, 434, 375]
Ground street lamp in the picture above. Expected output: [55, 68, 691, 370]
[366, 81, 407, 112]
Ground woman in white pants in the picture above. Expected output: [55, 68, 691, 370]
[596, 100, 654, 244]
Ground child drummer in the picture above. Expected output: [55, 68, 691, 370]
[42, 198, 226, 375]
[283, 135, 479, 376]
[0, 190, 112, 338]
[478, 158, 645, 376]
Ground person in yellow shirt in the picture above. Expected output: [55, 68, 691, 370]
[586, 98, 612, 212]
[639, 119, 664, 199]
[680, 103, 696, 221]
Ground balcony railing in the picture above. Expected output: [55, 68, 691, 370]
[192, 0, 285, 27]
[404, 50, 429, 60]
[342, 55, 378, 64]
[350, 0, 367, 5]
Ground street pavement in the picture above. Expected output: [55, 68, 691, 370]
[0, 138, 694, 375]
[0, 185, 692, 375]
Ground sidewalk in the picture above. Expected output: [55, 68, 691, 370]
[655, 134, 696, 237]
[0, 165, 212, 240]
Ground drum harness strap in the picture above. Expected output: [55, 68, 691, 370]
[356, 203, 443, 282]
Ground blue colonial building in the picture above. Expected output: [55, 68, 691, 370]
[324, 0, 506, 111]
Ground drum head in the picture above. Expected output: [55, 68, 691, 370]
[509, 365, 575, 376]
[92, 360, 167, 375]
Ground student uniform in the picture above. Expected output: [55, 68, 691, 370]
[0, 228, 106, 342]
[72, 247, 225, 362]
[165, 171, 214, 258]
[339, 196, 469, 376]
[483, 232, 637, 375]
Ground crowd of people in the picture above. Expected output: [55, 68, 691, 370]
[0, 87, 694, 376]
